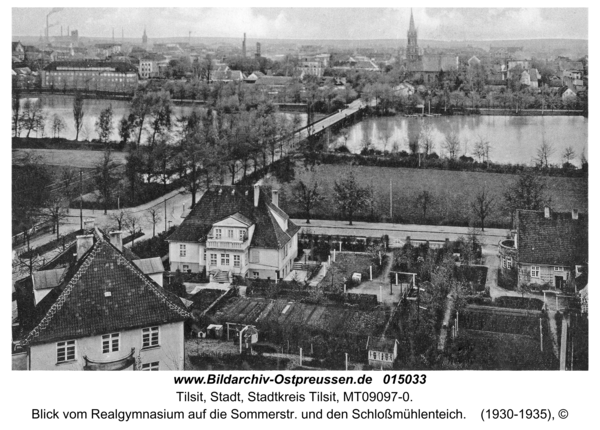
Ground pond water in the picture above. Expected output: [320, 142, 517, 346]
[334, 115, 588, 166]
[20, 94, 308, 142]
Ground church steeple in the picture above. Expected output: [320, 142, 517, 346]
[406, 8, 419, 63]
[142, 27, 148, 46]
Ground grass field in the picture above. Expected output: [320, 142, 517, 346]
[276, 164, 587, 228]
[13, 148, 127, 169]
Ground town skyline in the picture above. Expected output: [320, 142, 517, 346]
[12, 7, 588, 41]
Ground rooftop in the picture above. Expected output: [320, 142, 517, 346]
[22, 229, 190, 346]
[516, 209, 587, 267]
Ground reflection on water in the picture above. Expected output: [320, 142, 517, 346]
[336, 115, 588, 166]
[21, 95, 307, 142]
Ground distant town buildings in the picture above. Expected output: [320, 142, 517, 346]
[40, 60, 139, 93]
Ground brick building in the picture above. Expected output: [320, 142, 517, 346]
[40, 60, 139, 93]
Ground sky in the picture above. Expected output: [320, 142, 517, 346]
[12, 7, 588, 41]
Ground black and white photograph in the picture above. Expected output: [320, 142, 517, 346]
[10, 6, 589, 374]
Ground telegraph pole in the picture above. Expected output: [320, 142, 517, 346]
[164, 199, 167, 232]
[389, 179, 392, 220]
[79, 169, 83, 230]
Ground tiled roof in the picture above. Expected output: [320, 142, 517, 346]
[133, 257, 164, 274]
[168, 186, 298, 249]
[516, 210, 588, 267]
[367, 337, 397, 352]
[32, 268, 67, 291]
[23, 231, 190, 346]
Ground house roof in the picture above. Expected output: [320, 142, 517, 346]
[367, 336, 397, 352]
[32, 268, 67, 291]
[255, 75, 294, 86]
[23, 229, 190, 346]
[133, 257, 165, 275]
[516, 210, 588, 267]
[168, 185, 299, 249]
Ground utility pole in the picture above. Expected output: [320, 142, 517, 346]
[79, 169, 83, 230]
[164, 199, 167, 232]
[389, 179, 392, 220]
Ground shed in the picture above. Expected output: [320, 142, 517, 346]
[367, 337, 398, 369]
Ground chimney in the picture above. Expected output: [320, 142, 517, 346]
[76, 234, 94, 260]
[254, 184, 260, 207]
[572, 209, 579, 220]
[109, 231, 123, 252]
[544, 207, 550, 219]
[271, 189, 279, 207]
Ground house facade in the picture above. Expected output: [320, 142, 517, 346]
[168, 185, 300, 281]
[499, 208, 587, 290]
[16, 226, 190, 370]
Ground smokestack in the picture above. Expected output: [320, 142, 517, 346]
[271, 189, 279, 207]
[544, 207, 551, 219]
[109, 231, 123, 252]
[76, 234, 94, 260]
[254, 184, 260, 207]
[572, 209, 579, 220]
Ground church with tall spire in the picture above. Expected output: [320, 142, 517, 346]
[142, 27, 148, 47]
[403, 9, 459, 83]
[406, 9, 420, 63]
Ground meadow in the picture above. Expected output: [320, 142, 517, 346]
[276, 163, 588, 228]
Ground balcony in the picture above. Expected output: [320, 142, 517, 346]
[83, 348, 136, 371]
[206, 236, 249, 250]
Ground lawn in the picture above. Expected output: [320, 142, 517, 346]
[276, 164, 587, 228]
[13, 148, 127, 169]
[449, 329, 557, 370]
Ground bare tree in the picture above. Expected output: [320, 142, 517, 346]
[471, 187, 496, 231]
[145, 207, 162, 237]
[416, 190, 434, 221]
[109, 210, 128, 231]
[473, 135, 491, 164]
[123, 211, 144, 247]
[563, 146, 576, 165]
[39, 194, 68, 241]
[293, 179, 324, 224]
[535, 141, 555, 168]
[21, 99, 45, 138]
[419, 123, 435, 156]
[51, 114, 66, 139]
[333, 171, 370, 226]
[443, 132, 461, 160]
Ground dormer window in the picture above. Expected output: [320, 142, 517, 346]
[239, 230, 245, 241]
[227, 229, 234, 239]
[215, 228, 222, 239]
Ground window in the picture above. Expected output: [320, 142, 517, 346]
[531, 266, 540, 278]
[203, 249, 206, 261]
[210, 254, 217, 266]
[179, 244, 186, 257]
[221, 254, 230, 266]
[57, 340, 76, 363]
[227, 229, 234, 239]
[102, 333, 119, 353]
[142, 327, 159, 348]
[284, 244, 288, 257]
[253, 272, 259, 279]
[506, 256, 512, 269]
[234, 255, 241, 267]
[215, 228, 222, 239]
[239, 230, 245, 241]
[183, 264, 189, 271]
[141, 361, 159, 371]
[554, 266, 563, 271]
